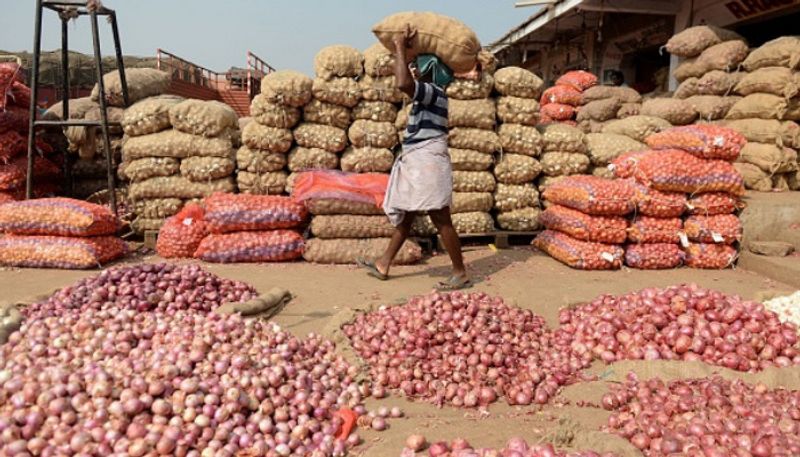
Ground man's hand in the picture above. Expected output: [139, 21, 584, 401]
[392, 24, 417, 51]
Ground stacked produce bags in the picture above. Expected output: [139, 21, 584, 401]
[577, 84, 643, 134]
[539, 70, 598, 125]
[0, 198, 126, 268]
[536, 123, 591, 194]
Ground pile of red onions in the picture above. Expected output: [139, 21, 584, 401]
[343, 291, 592, 407]
[23, 263, 257, 319]
[1, 307, 361, 456]
[602, 373, 800, 456]
[400, 436, 618, 457]
[556, 284, 800, 372]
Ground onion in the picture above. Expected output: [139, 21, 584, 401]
[429, 441, 450, 456]
[406, 434, 427, 451]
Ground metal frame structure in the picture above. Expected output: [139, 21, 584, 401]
[26, 0, 129, 215]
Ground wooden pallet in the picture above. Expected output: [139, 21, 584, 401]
[436, 231, 541, 250]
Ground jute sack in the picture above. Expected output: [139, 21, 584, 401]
[395, 104, 410, 132]
[725, 94, 788, 120]
[734, 162, 773, 191]
[785, 98, 800, 121]
[363, 43, 395, 77]
[591, 165, 615, 179]
[449, 148, 493, 171]
[132, 198, 183, 219]
[303, 100, 352, 129]
[91, 68, 170, 106]
[287, 147, 339, 172]
[734, 67, 800, 98]
[452, 171, 496, 192]
[787, 170, 800, 190]
[674, 58, 705, 82]
[236, 171, 287, 195]
[498, 123, 542, 156]
[578, 120, 609, 134]
[580, 86, 642, 104]
[121, 95, 183, 137]
[739, 142, 799, 174]
[494, 153, 542, 184]
[340, 147, 394, 173]
[494, 183, 539, 212]
[169, 99, 238, 137]
[372, 11, 481, 74]
[452, 212, 494, 234]
[665, 25, 745, 58]
[540, 152, 591, 176]
[306, 198, 383, 215]
[674, 78, 699, 99]
[448, 128, 501, 153]
[772, 173, 790, 191]
[312, 77, 362, 108]
[448, 98, 496, 130]
[742, 36, 800, 71]
[478, 49, 499, 74]
[576, 98, 622, 122]
[314, 45, 364, 80]
[496, 206, 541, 231]
[696, 70, 744, 95]
[494, 67, 544, 98]
[260, 70, 313, 108]
[640, 98, 698, 125]
[617, 103, 641, 119]
[250, 95, 301, 129]
[723, 119, 799, 148]
[294, 123, 348, 153]
[348, 120, 398, 149]
[585, 133, 646, 166]
[119, 157, 179, 182]
[602, 116, 671, 142]
[242, 122, 293, 154]
[446, 73, 494, 100]
[352, 100, 397, 123]
[311, 215, 394, 239]
[695, 40, 749, 73]
[236, 146, 287, 173]
[360, 75, 406, 103]
[686, 95, 741, 121]
[452, 192, 493, 213]
[132, 217, 165, 233]
[537, 176, 566, 192]
[129, 176, 235, 200]
[180, 157, 235, 182]
[122, 130, 234, 160]
[537, 123, 587, 153]
[496, 96, 539, 126]
[303, 238, 421, 265]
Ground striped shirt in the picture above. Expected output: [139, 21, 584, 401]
[404, 81, 448, 145]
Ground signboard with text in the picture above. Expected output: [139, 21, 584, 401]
[693, 0, 800, 26]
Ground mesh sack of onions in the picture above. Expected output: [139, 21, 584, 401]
[294, 122, 348, 153]
[0, 198, 119, 237]
[542, 175, 635, 216]
[123, 129, 234, 160]
[448, 128, 501, 153]
[168, 99, 237, 138]
[537, 123, 587, 153]
[452, 211, 494, 234]
[498, 123, 543, 156]
[120, 95, 182, 137]
[0, 156, 60, 192]
[540, 103, 576, 122]
[352, 100, 397, 123]
[556, 70, 598, 92]
[119, 157, 180, 182]
[131, 198, 183, 219]
[194, 230, 304, 263]
[314, 44, 364, 80]
[644, 124, 746, 161]
[260, 69, 313, 107]
[629, 181, 687, 218]
[684, 242, 738, 269]
[496, 206, 541, 231]
[310, 214, 394, 239]
[128, 176, 235, 200]
[628, 150, 746, 195]
[340, 147, 394, 173]
[494, 153, 542, 184]
[348, 120, 398, 149]
[627, 216, 683, 244]
[585, 133, 646, 166]
[363, 42, 394, 77]
[237, 171, 287, 195]
[493, 66, 544, 98]
[306, 198, 383, 215]
[0, 235, 126, 269]
[686, 192, 744, 215]
[540, 152, 591, 176]
[241, 122, 293, 154]
[494, 183, 539, 212]
[624, 243, 685, 269]
[448, 99, 496, 130]
[453, 171, 496, 193]
[287, 147, 339, 173]
[360, 75, 405, 103]
[203, 193, 307, 234]
[312, 77, 362, 108]
[303, 99, 352, 129]
[602, 116, 671, 142]
[496, 96, 539, 126]
[449, 148, 493, 171]
[0, 106, 27, 135]
[236, 146, 287, 173]
[540, 204, 628, 244]
[683, 214, 742, 245]
[303, 237, 422, 264]
[446, 73, 494, 100]
[155, 204, 208, 258]
[291, 170, 388, 206]
[540, 85, 582, 106]
[452, 192, 493, 214]
[609, 150, 647, 179]
[179, 156, 235, 182]
[250, 94, 302, 129]
[0, 130, 25, 164]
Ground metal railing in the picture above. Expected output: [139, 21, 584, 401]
[245, 51, 276, 97]
[156, 48, 276, 97]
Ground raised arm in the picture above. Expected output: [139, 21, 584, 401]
[393, 24, 417, 98]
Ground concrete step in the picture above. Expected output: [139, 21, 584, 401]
[738, 251, 800, 289]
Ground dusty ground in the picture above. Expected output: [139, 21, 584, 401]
[1, 246, 798, 456]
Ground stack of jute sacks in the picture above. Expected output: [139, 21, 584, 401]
[577, 84, 643, 134]
[535, 123, 592, 196]
[121, 96, 238, 234]
[539, 70, 598, 126]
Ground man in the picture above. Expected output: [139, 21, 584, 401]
[357, 25, 470, 291]
[608, 70, 628, 88]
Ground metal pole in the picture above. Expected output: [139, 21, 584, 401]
[61, 16, 74, 197]
[89, 10, 118, 216]
[26, 0, 45, 200]
[109, 12, 129, 107]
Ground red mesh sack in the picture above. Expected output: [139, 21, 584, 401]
[540, 85, 582, 106]
[539, 204, 628, 244]
[0, 155, 60, 191]
[0, 235, 126, 269]
[687, 192, 744, 215]
[8, 82, 32, 109]
[684, 214, 742, 244]
[644, 125, 746, 161]
[533, 230, 624, 270]
[627, 216, 683, 244]
[194, 230, 304, 263]
[0, 130, 25, 164]
[540, 103, 576, 121]
[556, 71, 598, 92]
[539, 113, 555, 124]
[629, 149, 745, 195]
[204, 193, 308, 234]
[610, 151, 647, 179]
[0, 193, 15, 205]
[0, 64, 23, 110]
[156, 204, 208, 258]
[0, 197, 119, 236]
[0, 105, 28, 134]
[542, 175, 636, 216]
[629, 181, 686, 218]
[684, 243, 737, 269]
[625, 243, 684, 270]
[291, 170, 389, 206]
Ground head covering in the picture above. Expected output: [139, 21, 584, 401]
[415, 54, 454, 87]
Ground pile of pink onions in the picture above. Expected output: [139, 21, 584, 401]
[343, 291, 592, 408]
[23, 263, 257, 319]
[400, 436, 618, 457]
[0, 307, 361, 456]
[556, 284, 800, 372]
[601, 373, 800, 456]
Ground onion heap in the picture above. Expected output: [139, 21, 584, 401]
[602, 373, 800, 456]
[343, 291, 592, 408]
[0, 307, 360, 456]
[556, 284, 800, 371]
[23, 263, 257, 319]
[400, 436, 618, 457]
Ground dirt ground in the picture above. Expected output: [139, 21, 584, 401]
[1, 246, 798, 456]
